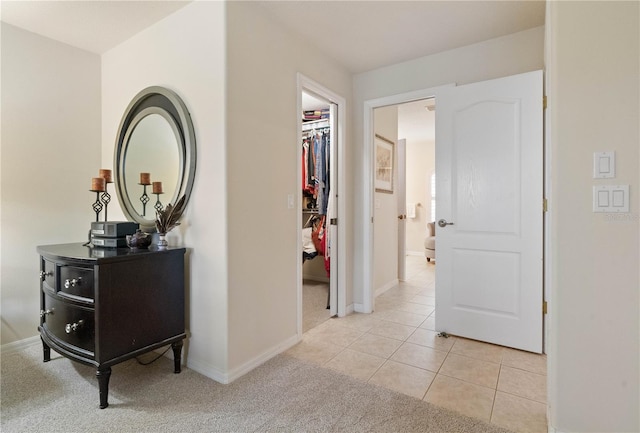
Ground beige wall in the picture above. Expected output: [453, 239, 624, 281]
[547, 1, 639, 431]
[101, 2, 228, 377]
[373, 105, 398, 292]
[0, 23, 101, 346]
[405, 138, 434, 254]
[352, 26, 545, 306]
[225, 2, 353, 374]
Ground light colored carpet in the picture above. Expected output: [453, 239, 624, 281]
[1, 344, 514, 433]
[303, 279, 331, 333]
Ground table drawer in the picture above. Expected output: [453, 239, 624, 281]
[58, 265, 94, 301]
[40, 258, 56, 290]
[42, 292, 95, 356]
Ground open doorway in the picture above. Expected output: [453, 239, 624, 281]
[371, 98, 436, 299]
[297, 74, 347, 337]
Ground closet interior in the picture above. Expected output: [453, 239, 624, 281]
[301, 91, 333, 332]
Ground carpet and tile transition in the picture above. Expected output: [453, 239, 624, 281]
[1, 344, 514, 433]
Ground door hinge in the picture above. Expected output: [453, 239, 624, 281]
[543, 198, 548, 212]
[543, 96, 547, 110]
[543, 301, 548, 315]
[330, 218, 337, 225]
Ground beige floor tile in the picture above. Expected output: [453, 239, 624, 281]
[502, 348, 547, 376]
[369, 359, 436, 399]
[390, 342, 447, 372]
[439, 353, 500, 389]
[324, 348, 386, 381]
[410, 294, 436, 306]
[424, 374, 495, 421]
[393, 301, 435, 316]
[285, 339, 344, 365]
[498, 366, 546, 403]
[416, 287, 436, 297]
[394, 282, 424, 294]
[419, 317, 437, 331]
[332, 313, 382, 332]
[491, 391, 548, 433]
[373, 298, 403, 312]
[376, 309, 427, 327]
[368, 321, 416, 341]
[450, 337, 505, 363]
[376, 286, 420, 301]
[348, 333, 403, 358]
[407, 328, 456, 352]
[305, 320, 364, 347]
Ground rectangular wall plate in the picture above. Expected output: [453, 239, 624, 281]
[593, 151, 615, 178]
[593, 185, 629, 212]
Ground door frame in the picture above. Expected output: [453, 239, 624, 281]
[296, 74, 347, 337]
[361, 85, 453, 313]
[397, 138, 407, 282]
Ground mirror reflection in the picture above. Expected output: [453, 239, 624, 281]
[114, 86, 196, 232]
[124, 113, 180, 217]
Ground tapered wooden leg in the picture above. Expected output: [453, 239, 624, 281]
[171, 341, 183, 374]
[41, 337, 51, 362]
[96, 367, 112, 409]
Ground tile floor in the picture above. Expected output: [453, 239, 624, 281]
[288, 255, 548, 433]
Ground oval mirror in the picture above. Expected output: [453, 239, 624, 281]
[114, 87, 196, 232]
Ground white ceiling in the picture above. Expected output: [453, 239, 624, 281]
[1, 1, 545, 73]
[1, 0, 544, 145]
[258, 1, 545, 74]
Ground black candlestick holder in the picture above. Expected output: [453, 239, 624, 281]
[100, 182, 112, 221]
[139, 184, 150, 216]
[90, 190, 104, 222]
[154, 193, 164, 213]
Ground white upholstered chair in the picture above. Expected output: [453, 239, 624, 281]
[424, 222, 435, 262]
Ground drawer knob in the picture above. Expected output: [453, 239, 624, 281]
[65, 320, 85, 334]
[39, 271, 53, 280]
[39, 308, 55, 318]
[64, 277, 82, 289]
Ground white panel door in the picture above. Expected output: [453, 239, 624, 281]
[435, 70, 543, 353]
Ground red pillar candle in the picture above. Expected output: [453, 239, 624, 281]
[140, 172, 151, 185]
[152, 181, 163, 194]
[99, 168, 112, 183]
[91, 177, 106, 192]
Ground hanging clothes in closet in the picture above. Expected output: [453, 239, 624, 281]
[301, 125, 331, 277]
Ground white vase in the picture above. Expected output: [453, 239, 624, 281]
[157, 233, 168, 249]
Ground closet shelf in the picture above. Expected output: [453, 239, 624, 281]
[302, 118, 329, 131]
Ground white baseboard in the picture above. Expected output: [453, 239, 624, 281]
[1, 335, 41, 355]
[353, 280, 399, 313]
[185, 356, 229, 383]
[344, 303, 354, 316]
[188, 333, 301, 385]
[406, 250, 423, 257]
[225, 333, 300, 383]
[375, 279, 399, 298]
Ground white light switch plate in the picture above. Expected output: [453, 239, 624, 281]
[593, 152, 615, 178]
[593, 185, 629, 212]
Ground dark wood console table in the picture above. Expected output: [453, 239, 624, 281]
[37, 243, 186, 409]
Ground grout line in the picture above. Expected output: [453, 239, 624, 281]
[489, 365, 503, 421]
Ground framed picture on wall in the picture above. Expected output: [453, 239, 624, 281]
[375, 134, 394, 193]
